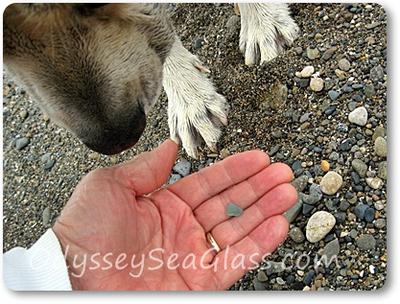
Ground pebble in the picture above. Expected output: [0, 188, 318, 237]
[306, 211, 336, 243]
[173, 158, 191, 176]
[374, 218, 386, 229]
[301, 184, 323, 205]
[321, 238, 340, 261]
[291, 175, 308, 192]
[42, 206, 51, 226]
[306, 47, 320, 60]
[356, 234, 376, 251]
[335, 69, 347, 80]
[348, 106, 368, 126]
[15, 137, 30, 150]
[364, 84, 376, 98]
[354, 203, 368, 220]
[257, 271, 268, 282]
[377, 161, 387, 180]
[19, 110, 28, 120]
[320, 171, 343, 195]
[289, 227, 305, 243]
[370, 65, 385, 82]
[276, 277, 285, 285]
[41, 153, 56, 170]
[226, 203, 243, 217]
[374, 137, 387, 157]
[364, 207, 375, 222]
[310, 77, 324, 92]
[88, 152, 101, 160]
[322, 47, 337, 60]
[351, 159, 368, 177]
[284, 199, 303, 223]
[366, 177, 383, 190]
[299, 65, 315, 78]
[372, 126, 385, 141]
[338, 58, 351, 71]
[168, 174, 181, 185]
[328, 90, 340, 101]
[321, 160, 330, 172]
[220, 148, 230, 159]
[303, 270, 315, 286]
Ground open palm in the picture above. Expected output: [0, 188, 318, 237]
[53, 140, 297, 290]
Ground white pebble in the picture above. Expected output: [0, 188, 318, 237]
[348, 106, 368, 126]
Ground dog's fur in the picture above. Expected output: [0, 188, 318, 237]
[4, 3, 298, 157]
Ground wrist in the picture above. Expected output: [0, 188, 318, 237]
[52, 226, 82, 290]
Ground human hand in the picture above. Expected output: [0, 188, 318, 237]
[53, 139, 297, 290]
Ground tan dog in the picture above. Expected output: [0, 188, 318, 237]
[4, 3, 298, 157]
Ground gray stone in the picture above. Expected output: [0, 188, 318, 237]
[338, 58, 351, 71]
[226, 203, 243, 217]
[15, 137, 30, 150]
[328, 90, 340, 101]
[322, 47, 337, 60]
[168, 174, 181, 185]
[356, 234, 376, 251]
[306, 211, 336, 243]
[42, 207, 51, 226]
[41, 153, 56, 170]
[352, 159, 368, 177]
[289, 227, 305, 243]
[173, 159, 191, 176]
[364, 207, 375, 222]
[374, 137, 387, 157]
[301, 184, 322, 205]
[310, 77, 324, 92]
[284, 199, 303, 223]
[354, 203, 368, 220]
[321, 238, 340, 261]
[320, 171, 343, 195]
[348, 106, 368, 126]
[370, 65, 385, 82]
[364, 84, 376, 97]
[265, 261, 285, 275]
[291, 175, 308, 192]
[257, 270, 268, 282]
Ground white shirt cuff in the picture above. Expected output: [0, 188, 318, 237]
[3, 229, 72, 291]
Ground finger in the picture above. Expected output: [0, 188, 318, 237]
[211, 183, 297, 249]
[212, 215, 289, 289]
[168, 150, 270, 209]
[116, 139, 178, 195]
[194, 163, 293, 231]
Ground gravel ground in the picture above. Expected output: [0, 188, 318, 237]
[3, 3, 387, 290]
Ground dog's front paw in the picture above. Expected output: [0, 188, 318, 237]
[164, 52, 228, 158]
[238, 3, 299, 65]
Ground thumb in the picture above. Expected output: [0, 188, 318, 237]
[116, 139, 178, 195]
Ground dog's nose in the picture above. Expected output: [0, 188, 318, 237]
[83, 107, 146, 155]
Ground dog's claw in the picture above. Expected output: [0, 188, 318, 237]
[239, 3, 299, 65]
[163, 39, 228, 158]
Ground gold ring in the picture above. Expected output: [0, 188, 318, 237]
[206, 232, 221, 253]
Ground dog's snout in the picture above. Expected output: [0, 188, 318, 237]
[82, 107, 146, 155]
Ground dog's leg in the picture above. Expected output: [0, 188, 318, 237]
[238, 3, 299, 65]
[163, 37, 228, 158]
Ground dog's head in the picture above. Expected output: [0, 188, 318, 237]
[4, 3, 174, 154]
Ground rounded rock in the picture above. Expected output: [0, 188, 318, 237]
[351, 159, 368, 177]
[321, 160, 330, 172]
[366, 177, 383, 190]
[306, 211, 336, 243]
[300, 66, 315, 78]
[338, 58, 351, 71]
[348, 106, 368, 126]
[320, 171, 343, 195]
[310, 77, 324, 92]
[289, 227, 305, 243]
[374, 137, 387, 157]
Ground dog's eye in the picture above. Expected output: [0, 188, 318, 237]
[75, 3, 109, 16]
